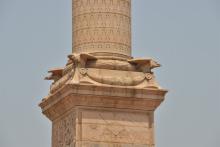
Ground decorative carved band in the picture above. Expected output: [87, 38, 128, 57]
[73, 42, 131, 55]
[73, 13, 130, 31]
[74, 28, 130, 44]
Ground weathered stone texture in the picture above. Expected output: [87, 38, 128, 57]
[52, 111, 76, 147]
[51, 107, 156, 147]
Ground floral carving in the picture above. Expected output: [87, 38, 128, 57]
[53, 112, 75, 147]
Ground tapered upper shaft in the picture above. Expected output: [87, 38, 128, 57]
[72, 0, 131, 58]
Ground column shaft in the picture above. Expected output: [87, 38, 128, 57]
[72, 0, 131, 58]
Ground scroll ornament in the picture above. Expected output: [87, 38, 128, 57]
[45, 53, 161, 94]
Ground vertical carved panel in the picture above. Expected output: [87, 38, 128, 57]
[73, 0, 131, 57]
[51, 108, 155, 147]
[77, 108, 154, 146]
[52, 112, 76, 147]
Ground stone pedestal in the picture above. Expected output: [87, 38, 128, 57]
[39, 84, 167, 147]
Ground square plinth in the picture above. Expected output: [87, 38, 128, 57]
[52, 107, 154, 147]
[39, 84, 167, 147]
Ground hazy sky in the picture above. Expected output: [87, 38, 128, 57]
[0, 0, 219, 147]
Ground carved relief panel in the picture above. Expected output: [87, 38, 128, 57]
[76, 108, 155, 147]
[52, 112, 76, 147]
[51, 107, 155, 147]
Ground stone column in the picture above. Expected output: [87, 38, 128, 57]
[72, 0, 131, 59]
[40, 0, 168, 147]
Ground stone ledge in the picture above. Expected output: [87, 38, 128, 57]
[39, 84, 167, 121]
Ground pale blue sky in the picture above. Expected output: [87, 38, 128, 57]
[0, 0, 219, 147]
